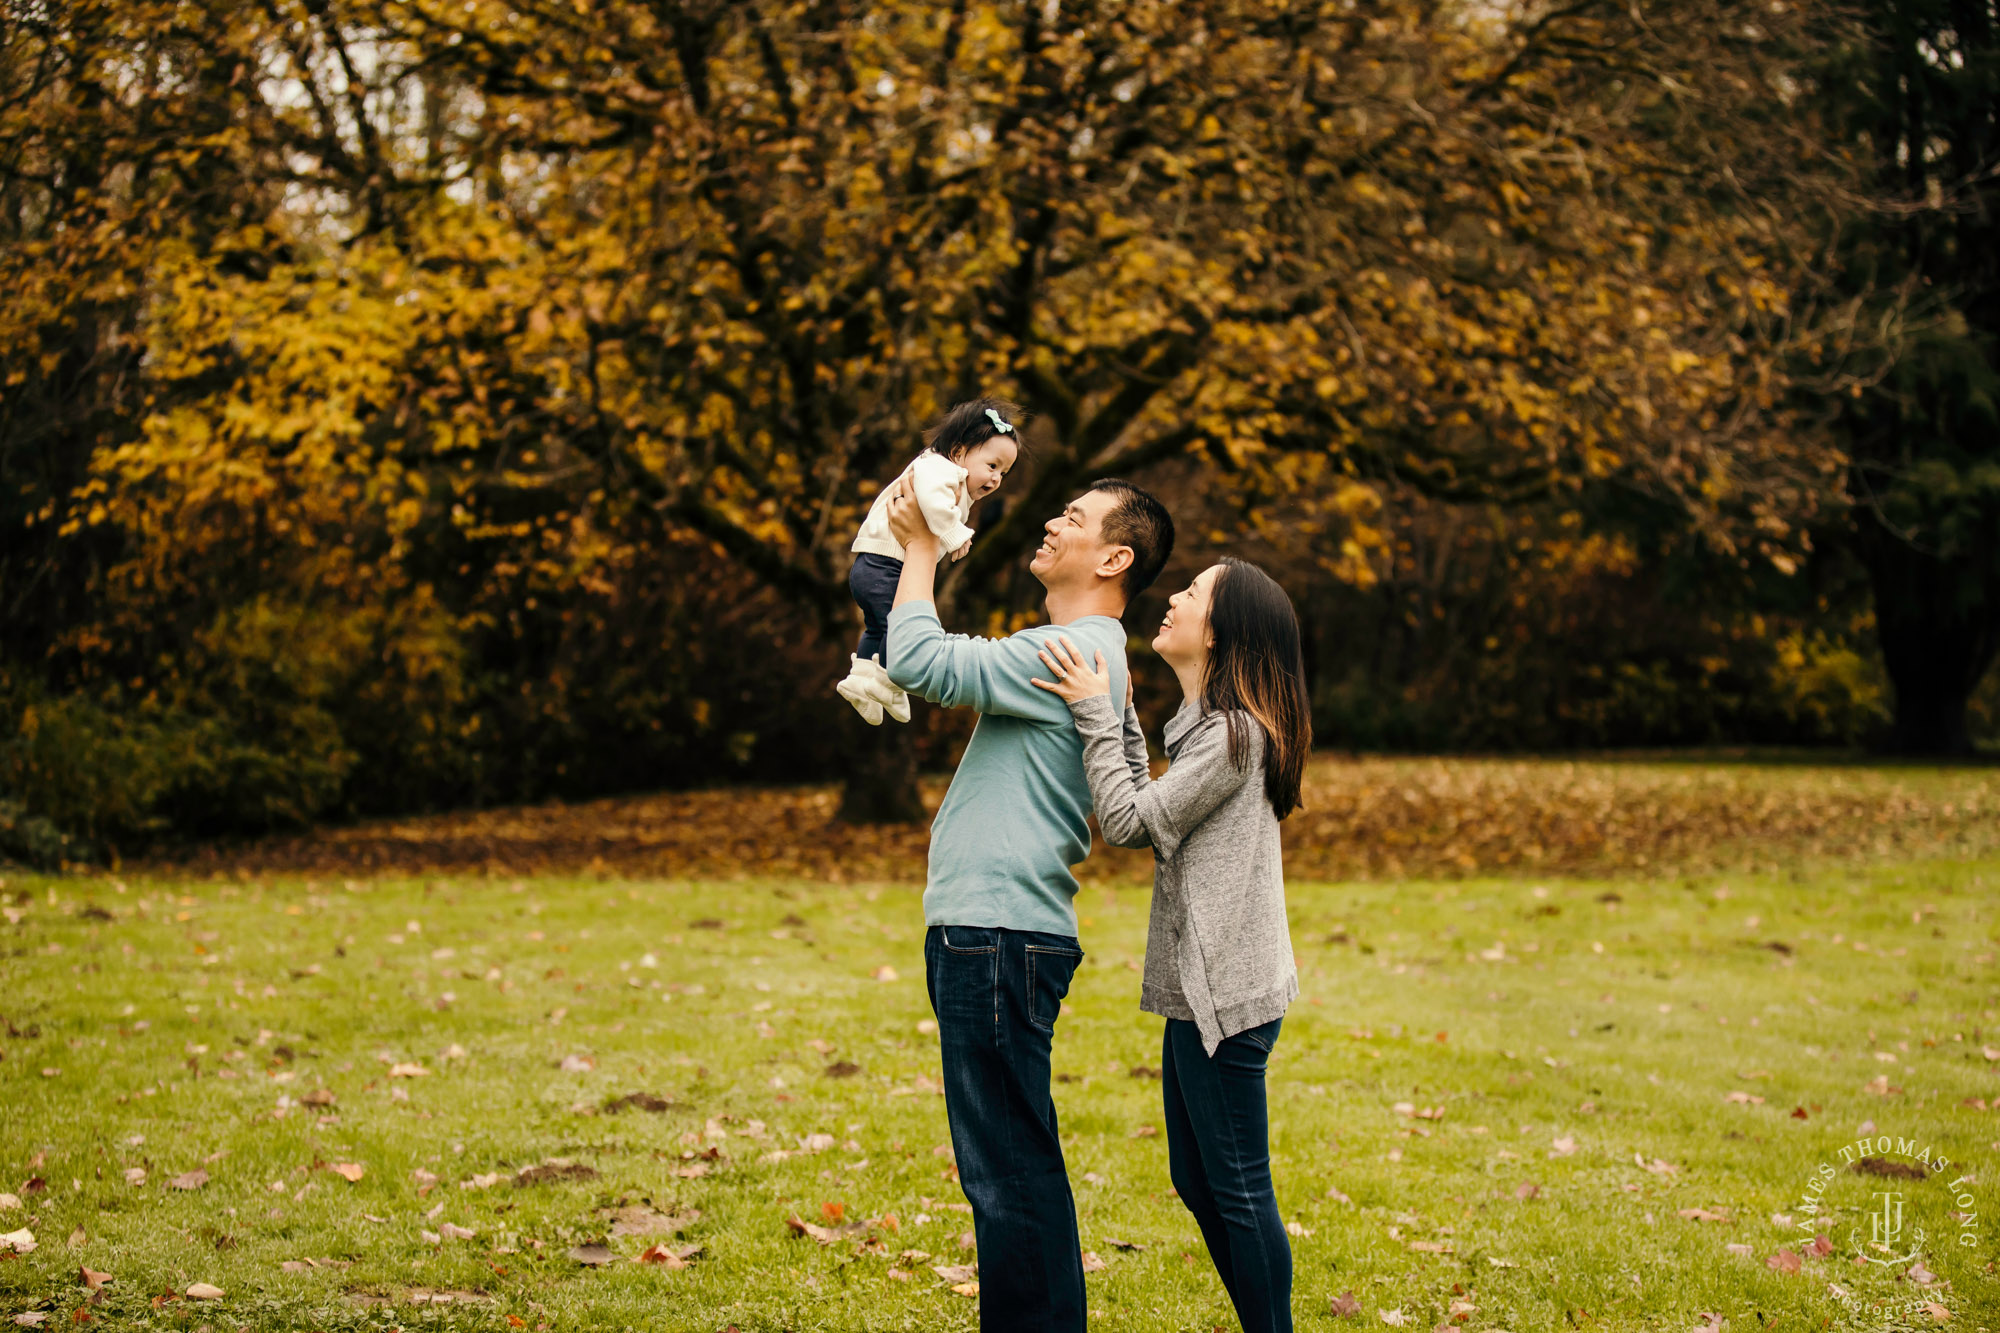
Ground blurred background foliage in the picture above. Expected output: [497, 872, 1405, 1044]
[0, 0, 1994, 861]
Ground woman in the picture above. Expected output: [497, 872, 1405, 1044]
[1030, 557, 1311, 1333]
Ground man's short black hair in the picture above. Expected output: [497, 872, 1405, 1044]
[1088, 478, 1174, 599]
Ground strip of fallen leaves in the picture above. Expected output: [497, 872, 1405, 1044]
[139, 758, 2000, 884]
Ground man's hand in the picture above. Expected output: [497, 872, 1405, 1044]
[884, 473, 938, 555]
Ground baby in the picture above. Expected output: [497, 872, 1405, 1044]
[837, 398, 1022, 724]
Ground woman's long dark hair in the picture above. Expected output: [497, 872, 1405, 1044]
[1201, 558, 1312, 820]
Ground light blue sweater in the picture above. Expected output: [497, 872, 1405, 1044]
[886, 600, 1129, 937]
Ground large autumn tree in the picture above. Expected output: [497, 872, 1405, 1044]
[0, 0, 1862, 846]
[367, 0, 1852, 811]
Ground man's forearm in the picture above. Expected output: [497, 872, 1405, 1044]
[893, 536, 941, 608]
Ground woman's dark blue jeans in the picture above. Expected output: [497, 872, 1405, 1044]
[1162, 1015, 1292, 1333]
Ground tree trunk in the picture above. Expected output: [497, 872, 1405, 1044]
[835, 711, 928, 823]
[1862, 524, 1999, 756]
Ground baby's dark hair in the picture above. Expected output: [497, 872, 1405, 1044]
[922, 397, 1028, 461]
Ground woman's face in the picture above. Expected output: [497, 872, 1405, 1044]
[1153, 564, 1224, 669]
[958, 436, 1018, 501]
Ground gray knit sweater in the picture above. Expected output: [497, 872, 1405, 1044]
[1068, 694, 1298, 1055]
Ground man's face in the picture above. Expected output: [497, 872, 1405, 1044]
[1030, 488, 1125, 591]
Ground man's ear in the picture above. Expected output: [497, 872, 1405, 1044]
[1096, 545, 1135, 584]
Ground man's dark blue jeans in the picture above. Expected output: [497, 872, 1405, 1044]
[1163, 1015, 1292, 1333]
[925, 924, 1087, 1332]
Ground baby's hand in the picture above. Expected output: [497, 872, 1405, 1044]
[1030, 635, 1113, 705]
[949, 540, 972, 562]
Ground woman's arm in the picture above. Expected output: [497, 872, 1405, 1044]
[1068, 695, 1156, 847]
[1069, 698, 1251, 856]
[1120, 700, 1152, 786]
[1032, 635, 1252, 856]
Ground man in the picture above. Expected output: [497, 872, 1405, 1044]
[882, 475, 1175, 1331]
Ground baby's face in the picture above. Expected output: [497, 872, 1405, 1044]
[958, 436, 1018, 501]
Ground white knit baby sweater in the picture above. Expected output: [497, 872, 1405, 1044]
[851, 451, 975, 562]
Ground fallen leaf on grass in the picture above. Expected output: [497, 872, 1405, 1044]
[163, 1169, 208, 1191]
[12, 1314, 48, 1327]
[300, 1089, 335, 1108]
[184, 1283, 223, 1300]
[439, 1223, 476, 1241]
[1379, 1311, 1409, 1327]
[636, 1243, 702, 1267]
[1331, 1291, 1362, 1317]
[603, 1206, 700, 1239]
[1514, 1182, 1541, 1200]
[1286, 1221, 1315, 1238]
[1548, 1136, 1577, 1157]
[1129, 1125, 1157, 1139]
[121, 1169, 144, 1187]
[77, 1268, 110, 1292]
[1726, 1243, 1753, 1256]
[785, 1216, 863, 1245]
[1, 1230, 35, 1255]
[279, 1257, 344, 1273]
[327, 1164, 364, 1183]
[1102, 1238, 1145, 1251]
[950, 1282, 979, 1298]
[931, 1263, 977, 1283]
[568, 1244, 616, 1266]
[1919, 1301, 1952, 1321]
[1079, 1251, 1106, 1272]
[1407, 1240, 1453, 1254]
[0, 1195, 17, 1212]
[823, 1061, 860, 1079]
[1766, 1249, 1802, 1273]
[1677, 1208, 1730, 1223]
[387, 1063, 428, 1078]
[558, 1055, 596, 1073]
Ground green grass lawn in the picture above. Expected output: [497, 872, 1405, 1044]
[3, 853, 1998, 1331]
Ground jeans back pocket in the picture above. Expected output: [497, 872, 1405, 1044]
[1024, 945, 1083, 1034]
